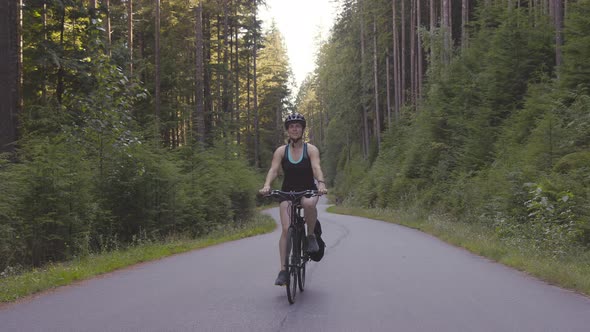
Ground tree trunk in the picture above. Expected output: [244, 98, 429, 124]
[194, 1, 205, 145]
[410, 0, 416, 105]
[0, 0, 20, 153]
[253, 0, 260, 168]
[554, 0, 563, 68]
[228, 1, 235, 142]
[372, 18, 381, 148]
[222, 0, 231, 140]
[359, 0, 370, 159]
[18, 0, 22, 116]
[105, 0, 111, 55]
[234, 1, 241, 148]
[386, 49, 392, 127]
[128, 0, 133, 76]
[442, 0, 451, 64]
[392, 0, 401, 122]
[203, 10, 213, 144]
[276, 106, 281, 146]
[417, 0, 423, 101]
[430, 0, 436, 60]
[56, 6, 66, 104]
[462, 0, 469, 49]
[42, 0, 48, 102]
[139, 30, 146, 84]
[401, 0, 407, 104]
[448, 0, 452, 38]
[246, 43, 251, 150]
[215, 12, 222, 131]
[155, 0, 161, 136]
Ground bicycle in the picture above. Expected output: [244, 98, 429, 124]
[267, 189, 320, 304]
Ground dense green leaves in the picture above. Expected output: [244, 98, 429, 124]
[560, 0, 590, 91]
[1, 0, 287, 272]
[312, 1, 590, 254]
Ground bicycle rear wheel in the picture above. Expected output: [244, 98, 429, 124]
[286, 227, 298, 304]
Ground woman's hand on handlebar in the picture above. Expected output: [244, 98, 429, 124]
[317, 183, 328, 195]
[259, 185, 271, 196]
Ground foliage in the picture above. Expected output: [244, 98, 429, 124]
[560, 0, 590, 92]
[0, 212, 275, 303]
[312, 0, 590, 255]
[0, 157, 27, 270]
[254, 23, 293, 169]
[2, 0, 284, 272]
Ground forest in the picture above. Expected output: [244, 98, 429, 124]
[304, 0, 590, 258]
[1, 0, 590, 273]
[0, 0, 293, 271]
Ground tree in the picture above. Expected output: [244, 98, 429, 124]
[401, 0, 407, 102]
[194, 1, 205, 145]
[0, 0, 292, 271]
[127, 0, 133, 76]
[385, 49, 392, 126]
[560, 0, 590, 90]
[359, 0, 370, 159]
[256, 22, 293, 162]
[417, 0, 423, 101]
[462, 0, 469, 48]
[442, 0, 452, 64]
[105, 0, 112, 55]
[0, 0, 20, 153]
[154, 0, 161, 136]
[252, 0, 260, 167]
[553, 0, 563, 68]
[372, 18, 381, 147]
[392, 0, 401, 121]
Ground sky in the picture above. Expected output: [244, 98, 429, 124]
[258, 0, 339, 92]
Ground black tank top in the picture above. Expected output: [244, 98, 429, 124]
[281, 143, 317, 192]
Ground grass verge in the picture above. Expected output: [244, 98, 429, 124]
[328, 205, 590, 297]
[0, 214, 276, 304]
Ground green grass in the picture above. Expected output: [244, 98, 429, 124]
[328, 205, 590, 297]
[0, 214, 276, 303]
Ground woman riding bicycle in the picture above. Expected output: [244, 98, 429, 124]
[259, 113, 328, 286]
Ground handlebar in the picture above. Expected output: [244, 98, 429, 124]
[265, 189, 320, 201]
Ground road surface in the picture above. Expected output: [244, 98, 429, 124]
[2, 198, 590, 331]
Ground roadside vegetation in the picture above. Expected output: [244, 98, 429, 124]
[329, 205, 590, 297]
[1, 0, 292, 298]
[0, 214, 275, 303]
[305, 0, 590, 298]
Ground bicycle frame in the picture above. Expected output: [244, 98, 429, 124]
[287, 199, 307, 268]
[267, 190, 319, 304]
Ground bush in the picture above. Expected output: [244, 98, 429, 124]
[177, 145, 259, 235]
[12, 136, 98, 267]
[0, 156, 27, 271]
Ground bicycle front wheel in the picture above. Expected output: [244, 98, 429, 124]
[286, 227, 298, 304]
[298, 227, 306, 292]
[286, 265, 298, 304]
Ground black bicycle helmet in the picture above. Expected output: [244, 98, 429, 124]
[284, 113, 306, 130]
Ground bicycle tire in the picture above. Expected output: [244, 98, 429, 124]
[287, 265, 297, 304]
[286, 227, 297, 304]
[298, 226, 306, 291]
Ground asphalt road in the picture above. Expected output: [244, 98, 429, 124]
[2, 198, 590, 331]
